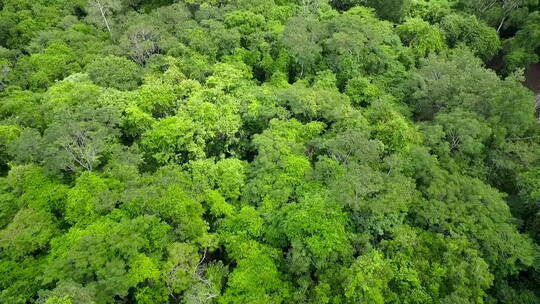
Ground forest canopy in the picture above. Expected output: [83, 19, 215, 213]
[1, 0, 540, 303]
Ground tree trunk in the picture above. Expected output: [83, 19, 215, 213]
[497, 15, 507, 33]
[96, 0, 113, 40]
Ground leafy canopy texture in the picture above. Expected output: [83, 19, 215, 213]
[0, 0, 540, 303]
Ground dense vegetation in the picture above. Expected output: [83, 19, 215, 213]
[1, 0, 540, 303]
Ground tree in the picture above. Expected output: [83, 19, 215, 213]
[380, 226, 495, 303]
[121, 22, 162, 65]
[365, 99, 422, 153]
[280, 190, 352, 270]
[126, 183, 209, 242]
[343, 251, 394, 304]
[0, 165, 68, 224]
[244, 118, 325, 208]
[275, 79, 353, 123]
[140, 115, 208, 164]
[0, 124, 20, 168]
[64, 172, 121, 226]
[136, 82, 178, 117]
[344, 75, 383, 106]
[420, 109, 492, 176]
[0, 256, 47, 303]
[0, 208, 58, 259]
[86, 55, 142, 90]
[85, 0, 122, 39]
[0, 58, 10, 91]
[459, 0, 531, 33]
[12, 42, 82, 90]
[281, 16, 324, 78]
[516, 168, 540, 241]
[410, 169, 535, 278]
[220, 241, 292, 304]
[439, 14, 501, 61]
[323, 7, 406, 86]
[397, 17, 447, 60]
[43, 216, 173, 303]
[329, 0, 362, 11]
[41, 105, 119, 175]
[502, 11, 540, 72]
[408, 49, 537, 187]
[366, 0, 412, 22]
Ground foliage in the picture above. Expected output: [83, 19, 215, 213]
[86, 55, 142, 90]
[1, 1, 540, 303]
[438, 13, 501, 61]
